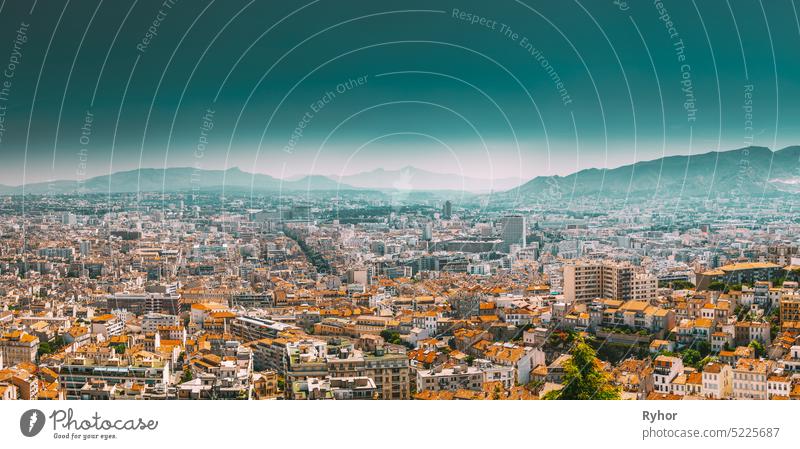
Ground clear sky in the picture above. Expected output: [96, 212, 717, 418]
[0, 0, 798, 185]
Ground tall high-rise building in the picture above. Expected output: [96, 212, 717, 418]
[79, 240, 92, 256]
[421, 223, 432, 241]
[61, 212, 77, 226]
[443, 201, 452, 219]
[563, 261, 602, 303]
[563, 260, 657, 303]
[500, 215, 526, 252]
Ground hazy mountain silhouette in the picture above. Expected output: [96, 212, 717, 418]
[510, 146, 800, 198]
[0, 167, 356, 194]
[2, 147, 799, 197]
[334, 166, 523, 192]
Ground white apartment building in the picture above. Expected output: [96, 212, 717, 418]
[767, 374, 791, 398]
[473, 359, 516, 390]
[631, 273, 658, 301]
[483, 342, 544, 385]
[732, 358, 772, 400]
[416, 365, 484, 392]
[142, 312, 180, 333]
[90, 314, 124, 338]
[0, 331, 39, 366]
[58, 350, 170, 399]
[652, 355, 683, 394]
[701, 361, 732, 399]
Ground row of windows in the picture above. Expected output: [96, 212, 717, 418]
[734, 373, 765, 381]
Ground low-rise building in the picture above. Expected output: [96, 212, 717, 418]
[416, 365, 484, 392]
[732, 358, 773, 400]
[0, 331, 39, 366]
[652, 355, 683, 394]
[701, 361, 732, 399]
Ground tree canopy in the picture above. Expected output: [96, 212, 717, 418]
[748, 339, 766, 358]
[544, 336, 620, 400]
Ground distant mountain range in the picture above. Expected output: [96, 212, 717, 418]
[330, 166, 523, 192]
[510, 145, 800, 199]
[1, 146, 798, 197]
[0, 165, 522, 195]
[0, 167, 354, 195]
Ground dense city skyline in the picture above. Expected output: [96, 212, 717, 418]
[4, 0, 800, 423]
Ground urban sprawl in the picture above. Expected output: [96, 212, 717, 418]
[1, 192, 800, 401]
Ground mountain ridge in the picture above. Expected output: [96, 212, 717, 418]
[1, 146, 798, 197]
[509, 145, 800, 198]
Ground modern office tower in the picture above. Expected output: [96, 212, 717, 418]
[421, 223, 432, 241]
[443, 200, 452, 219]
[563, 260, 657, 303]
[61, 212, 77, 225]
[79, 240, 92, 256]
[500, 214, 526, 252]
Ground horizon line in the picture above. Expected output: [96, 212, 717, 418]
[0, 144, 790, 188]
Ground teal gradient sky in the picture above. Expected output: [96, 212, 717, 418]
[0, 0, 799, 184]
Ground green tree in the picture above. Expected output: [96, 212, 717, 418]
[660, 280, 695, 290]
[37, 342, 54, 357]
[695, 355, 717, 370]
[447, 338, 457, 350]
[526, 379, 545, 394]
[492, 384, 502, 400]
[748, 340, 766, 358]
[544, 336, 620, 400]
[682, 349, 702, 368]
[379, 329, 402, 345]
[696, 341, 711, 357]
[708, 281, 726, 292]
[727, 284, 743, 292]
[771, 323, 780, 340]
[180, 367, 194, 383]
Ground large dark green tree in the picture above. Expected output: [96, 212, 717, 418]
[682, 349, 702, 367]
[748, 340, 766, 358]
[544, 336, 620, 400]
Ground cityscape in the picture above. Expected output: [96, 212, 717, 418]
[1, 165, 800, 401]
[1, 0, 800, 407]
